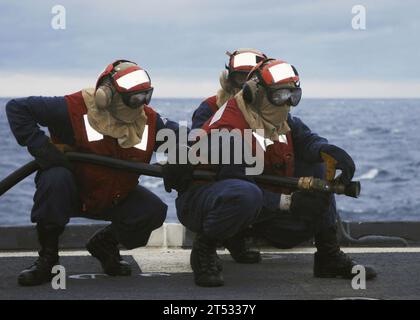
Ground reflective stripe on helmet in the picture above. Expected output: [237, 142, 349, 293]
[96, 59, 137, 91]
[268, 63, 296, 84]
[115, 69, 150, 90]
[228, 49, 267, 74]
[233, 52, 260, 68]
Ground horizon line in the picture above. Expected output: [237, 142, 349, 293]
[1, 96, 420, 100]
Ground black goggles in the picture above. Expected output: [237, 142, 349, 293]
[121, 88, 154, 109]
[266, 87, 302, 107]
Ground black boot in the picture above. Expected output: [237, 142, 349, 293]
[223, 232, 261, 264]
[314, 226, 377, 280]
[18, 225, 63, 286]
[190, 234, 224, 287]
[86, 225, 131, 276]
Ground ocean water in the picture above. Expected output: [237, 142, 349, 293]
[0, 97, 419, 225]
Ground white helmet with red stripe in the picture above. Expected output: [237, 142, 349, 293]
[248, 58, 299, 86]
[95, 59, 153, 109]
[243, 58, 302, 107]
[224, 48, 267, 89]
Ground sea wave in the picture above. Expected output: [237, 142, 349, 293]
[365, 127, 391, 135]
[346, 128, 363, 136]
[354, 168, 380, 180]
[142, 179, 163, 189]
[2, 98, 420, 224]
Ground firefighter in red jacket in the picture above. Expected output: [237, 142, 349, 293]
[6, 60, 177, 286]
[165, 59, 377, 287]
[192, 48, 267, 130]
[191, 49, 268, 264]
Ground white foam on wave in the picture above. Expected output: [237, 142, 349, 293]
[354, 168, 380, 180]
[347, 128, 363, 136]
[142, 180, 163, 188]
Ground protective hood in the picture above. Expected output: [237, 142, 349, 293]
[235, 90, 290, 142]
[82, 88, 148, 149]
[216, 70, 241, 107]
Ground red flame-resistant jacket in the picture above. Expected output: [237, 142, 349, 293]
[54, 91, 157, 214]
[200, 97, 295, 194]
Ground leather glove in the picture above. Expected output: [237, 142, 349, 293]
[289, 191, 331, 223]
[28, 140, 73, 171]
[320, 144, 355, 185]
[161, 163, 194, 193]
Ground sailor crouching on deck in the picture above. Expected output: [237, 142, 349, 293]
[191, 48, 268, 265]
[164, 59, 377, 287]
[6, 60, 177, 286]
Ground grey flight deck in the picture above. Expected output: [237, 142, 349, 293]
[1, 249, 419, 300]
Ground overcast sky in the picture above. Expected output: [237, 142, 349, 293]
[0, 0, 419, 98]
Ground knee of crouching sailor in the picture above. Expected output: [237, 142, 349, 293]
[37, 167, 74, 189]
[225, 180, 263, 212]
[143, 199, 167, 229]
[238, 182, 263, 215]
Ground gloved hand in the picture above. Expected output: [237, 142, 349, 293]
[28, 140, 73, 171]
[320, 144, 355, 185]
[289, 191, 331, 223]
[161, 163, 194, 193]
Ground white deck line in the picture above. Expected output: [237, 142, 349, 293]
[2, 248, 419, 273]
[2, 247, 420, 258]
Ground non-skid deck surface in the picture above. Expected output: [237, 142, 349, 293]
[0, 249, 419, 300]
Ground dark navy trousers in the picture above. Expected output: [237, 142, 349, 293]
[176, 161, 337, 248]
[31, 167, 167, 249]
